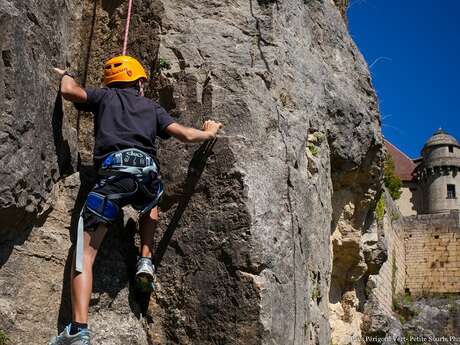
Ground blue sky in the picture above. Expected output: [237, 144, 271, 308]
[348, 0, 459, 158]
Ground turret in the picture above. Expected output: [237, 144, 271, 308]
[416, 129, 460, 213]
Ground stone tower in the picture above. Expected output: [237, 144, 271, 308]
[415, 129, 460, 213]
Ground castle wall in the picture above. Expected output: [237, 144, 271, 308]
[397, 182, 419, 216]
[369, 197, 460, 317]
[404, 211, 460, 294]
[369, 193, 406, 315]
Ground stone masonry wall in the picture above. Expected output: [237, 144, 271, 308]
[404, 211, 460, 294]
[363, 196, 460, 343]
[362, 195, 460, 340]
[368, 192, 406, 316]
[367, 193, 406, 316]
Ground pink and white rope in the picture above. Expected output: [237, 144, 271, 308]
[122, 0, 133, 55]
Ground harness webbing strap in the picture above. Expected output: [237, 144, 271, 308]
[138, 184, 164, 216]
[76, 207, 85, 273]
[105, 183, 139, 201]
[138, 182, 156, 199]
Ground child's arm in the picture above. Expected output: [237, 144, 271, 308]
[165, 120, 223, 143]
[53, 68, 87, 103]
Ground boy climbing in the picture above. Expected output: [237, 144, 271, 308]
[49, 55, 222, 345]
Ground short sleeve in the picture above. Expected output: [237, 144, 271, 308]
[155, 105, 176, 139]
[73, 88, 108, 113]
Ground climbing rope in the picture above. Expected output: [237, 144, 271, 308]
[122, 0, 134, 55]
[77, 0, 133, 169]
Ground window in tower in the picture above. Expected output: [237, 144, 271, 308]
[448, 145, 454, 153]
[447, 184, 456, 199]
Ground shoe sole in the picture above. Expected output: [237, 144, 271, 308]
[136, 273, 155, 293]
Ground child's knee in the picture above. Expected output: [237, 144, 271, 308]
[83, 247, 98, 266]
[147, 207, 159, 221]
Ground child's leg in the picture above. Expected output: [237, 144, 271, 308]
[139, 207, 158, 258]
[71, 223, 108, 323]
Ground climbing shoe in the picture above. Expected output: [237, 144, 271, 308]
[135, 257, 155, 292]
[48, 324, 90, 345]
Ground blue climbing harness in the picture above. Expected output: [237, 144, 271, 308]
[75, 148, 164, 273]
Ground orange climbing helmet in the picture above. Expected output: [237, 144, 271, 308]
[103, 55, 147, 86]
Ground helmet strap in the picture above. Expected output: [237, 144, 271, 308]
[138, 79, 145, 97]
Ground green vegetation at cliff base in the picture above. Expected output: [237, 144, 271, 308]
[0, 330, 9, 345]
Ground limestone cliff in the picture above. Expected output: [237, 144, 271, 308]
[0, 0, 79, 239]
[0, 1, 384, 344]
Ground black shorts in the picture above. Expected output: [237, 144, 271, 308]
[83, 173, 162, 230]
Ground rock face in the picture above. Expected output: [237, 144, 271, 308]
[0, 1, 384, 344]
[405, 297, 460, 342]
[389, 296, 460, 345]
[0, 0, 79, 238]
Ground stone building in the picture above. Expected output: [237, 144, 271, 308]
[368, 129, 460, 315]
[386, 129, 460, 216]
[377, 129, 460, 298]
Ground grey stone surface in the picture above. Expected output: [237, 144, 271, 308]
[394, 296, 460, 345]
[362, 280, 404, 345]
[0, 0, 385, 344]
[0, 0, 79, 237]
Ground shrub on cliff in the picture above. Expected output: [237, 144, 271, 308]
[0, 330, 9, 345]
[384, 154, 402, 200]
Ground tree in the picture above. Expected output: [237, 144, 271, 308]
[384, 154, 402, 200]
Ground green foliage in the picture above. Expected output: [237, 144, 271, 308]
[0, 330, 9, 345]
[307, 143, 319, 157]
[393, 293, 418, 324]
[384, 155, 402, 200]
[310, 271, 322, 302]
[310, 284, 321, 301]
[376, 194, 385, 223]
[391, 251, 398, 302]
[304, 322, 309, 337]
[279, 91, 291, 108]
[158, 58, 171, 72]
[390, 211, 400, 221]
[399, 293, 414, 305]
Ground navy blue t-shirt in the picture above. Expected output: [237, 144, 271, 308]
[74, 87, 175, 164]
